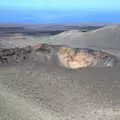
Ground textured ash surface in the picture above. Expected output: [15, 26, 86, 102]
[0, 58, 120, 120]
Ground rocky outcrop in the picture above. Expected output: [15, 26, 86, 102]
[33, 44, 117, 69]
[57, 47, 116, 69]
[0, 42, 117, 69]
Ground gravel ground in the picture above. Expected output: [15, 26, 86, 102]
[0, 56, 120, 120]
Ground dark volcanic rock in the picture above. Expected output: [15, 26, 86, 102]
[0, 46, 33, 64]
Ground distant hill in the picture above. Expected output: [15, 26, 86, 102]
[44, 25, 120, 59]
[0, 24, 103, 37]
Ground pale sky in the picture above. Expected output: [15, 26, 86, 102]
[0, 0, 120, 10]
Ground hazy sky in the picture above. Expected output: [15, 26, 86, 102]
[0, 0, 120, 10]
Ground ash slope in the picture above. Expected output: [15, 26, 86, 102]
[39, 25, 120, 59]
